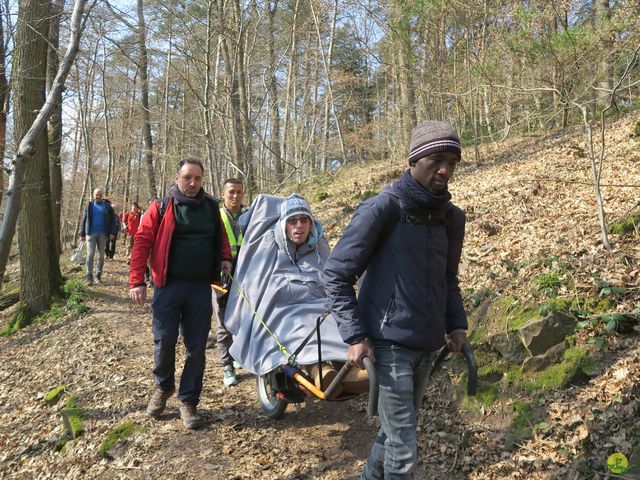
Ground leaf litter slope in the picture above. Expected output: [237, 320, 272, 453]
[0, 113, 639, 479]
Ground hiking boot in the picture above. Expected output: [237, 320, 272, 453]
[86, 275, 94, 286]
[206, 336, 216, 349]
[233, 360, 242, 370]
[223, 364, 238, 387]
[146, 386, 175, 417]
[179, 402, 203, 429]
[95, 275, 102, 285]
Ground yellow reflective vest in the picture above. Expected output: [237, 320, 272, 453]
[220, 207, 244, 259]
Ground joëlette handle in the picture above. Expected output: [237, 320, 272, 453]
[462, 344, 477, 396]
[322, 356, 378, 417]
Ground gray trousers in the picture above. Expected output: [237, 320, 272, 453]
[216, 304, 234, 366]
[86, 234, 107, 278]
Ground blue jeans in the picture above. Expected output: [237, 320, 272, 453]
[151, 279, 212, 404]
[362, 344, 433, 480]
[86, 234, 107, 278]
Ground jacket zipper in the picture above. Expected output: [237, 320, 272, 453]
[381, 294, 396, 328]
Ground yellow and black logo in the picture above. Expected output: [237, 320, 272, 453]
[607, 453, 636, 476]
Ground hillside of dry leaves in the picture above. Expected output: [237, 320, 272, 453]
[1, 113, 639, 479]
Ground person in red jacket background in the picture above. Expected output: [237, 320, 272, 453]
[123, 202, 141, 261]
[129, 157, 232, 429]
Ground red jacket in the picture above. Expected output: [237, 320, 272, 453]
[129, 197, 232, 288]
[123, 211, 141, 236]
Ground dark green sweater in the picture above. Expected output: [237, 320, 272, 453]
[167, 200, 217, 280]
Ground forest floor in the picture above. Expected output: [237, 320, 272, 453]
[1, 113, 640, 479]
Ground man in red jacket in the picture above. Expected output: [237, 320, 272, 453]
[129, 157, 232, 429]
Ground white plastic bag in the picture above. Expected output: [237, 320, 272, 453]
[71, 240, 86, 265]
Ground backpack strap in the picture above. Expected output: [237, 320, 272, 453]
[157, 196, 171, 221]
[377, 191, 452, 250]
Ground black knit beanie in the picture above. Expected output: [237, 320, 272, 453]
[408, 120, 461, 165]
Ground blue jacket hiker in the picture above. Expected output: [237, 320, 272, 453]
[80, 188, 117, 285]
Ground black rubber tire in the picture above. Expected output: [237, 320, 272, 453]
[256, 371, 288, 419]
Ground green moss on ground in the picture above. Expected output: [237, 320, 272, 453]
[54, 437, 70, 452]
[476, 383, 500, 405]
[98, 421, 144, 457]
[609, 210, 640, 236]
[44, 385, 66, 406]
[468, 325, 487, 344]
[0, 279, 88, 337]
[0, 302, 32, 336]
[512, 401, 534, 438]
[523, 346, 594, 391]
[61, 397, 85, 439]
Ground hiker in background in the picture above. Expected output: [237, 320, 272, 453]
[323, 120, 470, 479]
[105, 204, 121, 259]
[129, 157, 232, 429]
[80, 188, 117, 285]
[210, 178, 248, 387]
[123, 202, 141, 262]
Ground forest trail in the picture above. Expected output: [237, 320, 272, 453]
[2, 258, 639, 479]
[0, 256, 379, 479]
[2, 114, 640, 479]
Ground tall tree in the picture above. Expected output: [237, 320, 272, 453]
[136, 0, 157, 199]
[48, 0, 65, 255]
[0, 0, 89, 303]
[13, 0, 60, 320]
[0, 1, 9, 208]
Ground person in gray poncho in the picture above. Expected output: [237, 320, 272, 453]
[275, 194, 330, 284]
[225, 193, 347, 377]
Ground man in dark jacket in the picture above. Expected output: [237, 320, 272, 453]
[80, 188, 117, 285]
[129, 157, 232, 429]
[323, 120, 470, 479]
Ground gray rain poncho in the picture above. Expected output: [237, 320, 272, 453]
[223, 194, 349, 375]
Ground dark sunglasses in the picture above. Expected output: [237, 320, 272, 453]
[286, 216, 310, 225]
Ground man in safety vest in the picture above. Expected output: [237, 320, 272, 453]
[208, 178, 247, 387]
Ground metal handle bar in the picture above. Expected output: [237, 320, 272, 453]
[323, 356, 378, 417]
[462, 344, 477, 396]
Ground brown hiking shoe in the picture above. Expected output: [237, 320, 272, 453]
[179, 402, 203, 429]
[146, 386, 175, 417]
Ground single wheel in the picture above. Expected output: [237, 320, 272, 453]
[256, 371, 288, 419]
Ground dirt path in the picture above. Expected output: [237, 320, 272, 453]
[2, 255, 640, 479]
[0, 257, 384, 479]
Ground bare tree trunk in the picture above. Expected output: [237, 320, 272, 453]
[0, 1, 8, 209]
[233, 0, 255, 196]
[159, 30, 172, 196]
[47, 0, 64, 256]
[595, 0, 612, 111]
[136, 0, 157, 199]
[101, 42, 115, 195]
[311, 0, 347, 168]
[218, 0, 255, 195]
[120, 68, 138, 206]
[202, 0, 219, 192]
[280, 0, 299, 174]
[0, 0, 89, 292]
[266, 0, 283, 182]
[575, 44, 640, 251]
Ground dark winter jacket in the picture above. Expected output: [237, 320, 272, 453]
[80, 200, 118, 238]
[323, 185, 467, 352]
